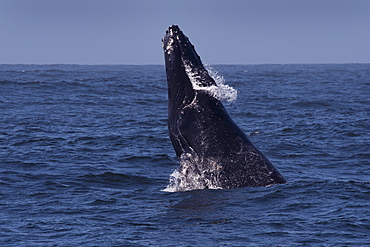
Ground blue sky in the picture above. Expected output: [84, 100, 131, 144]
[1, 0, 369, 65]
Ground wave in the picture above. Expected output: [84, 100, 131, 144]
[80, 172, 154, 188]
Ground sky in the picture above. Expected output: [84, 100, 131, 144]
[1, 0, 370, 65]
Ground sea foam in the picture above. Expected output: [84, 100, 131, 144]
[182, 59, 238, 102]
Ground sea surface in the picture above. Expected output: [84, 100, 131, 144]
[0, 64, 369, 246]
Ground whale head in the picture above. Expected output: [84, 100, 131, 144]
[162, 25, 217, 114]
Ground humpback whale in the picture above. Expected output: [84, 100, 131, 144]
[162, 25, 286, 190]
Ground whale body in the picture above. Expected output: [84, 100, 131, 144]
[162, 25, 286, 190]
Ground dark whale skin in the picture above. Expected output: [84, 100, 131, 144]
[163, 25, 286, 189]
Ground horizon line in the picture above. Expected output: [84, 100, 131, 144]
[1, 62, 369, 66]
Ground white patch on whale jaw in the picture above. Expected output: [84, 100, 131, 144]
[182, 58, 238, 102]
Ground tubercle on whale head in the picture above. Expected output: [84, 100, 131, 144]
[162, 25, 187, 54]
[162, 25, 205, 70]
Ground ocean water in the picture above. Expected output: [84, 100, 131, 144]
[0, 64, 369, 246]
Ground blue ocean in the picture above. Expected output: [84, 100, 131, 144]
[0, 64, 369, 246]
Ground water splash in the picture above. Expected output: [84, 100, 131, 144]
[182, 60, 238, 103]
[163, 153, 222, 192]
[205, 64, 238, 102]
